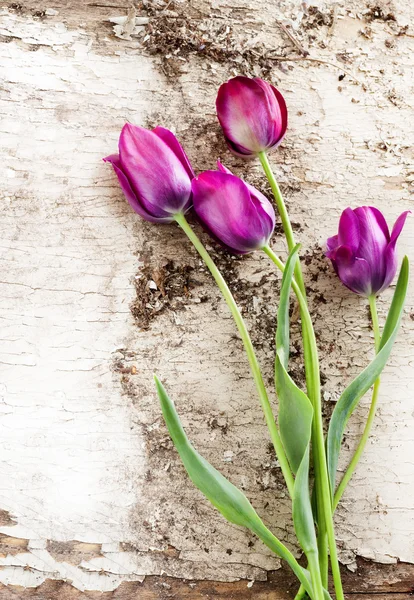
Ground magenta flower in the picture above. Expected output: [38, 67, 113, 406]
[326, 206, 409, 297]
[216, 76, 288, 156]
[192, 162, 275, 254]
[104, 124, 194, 222]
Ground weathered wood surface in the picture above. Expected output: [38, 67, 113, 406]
[0, 560, 413, 599]
[0, 0, 413, 594]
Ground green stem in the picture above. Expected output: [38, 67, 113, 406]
[333, 295, 381, 509]
[258, 153, 297, 264]
[294, 584, 307, 600]
[369, 295, 381, 353]
[174, 213, 295, 498]
[308, 551, 325, 600]
[263, 246, 344, 600]
[252, 520, 316, 600]
[259, 151, 329, 585]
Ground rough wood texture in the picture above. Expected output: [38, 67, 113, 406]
[0, 560, 413, 598]
[0, 0, 413, 594]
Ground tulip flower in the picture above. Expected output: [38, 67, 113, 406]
[192, 162, 275, 254]
[216, 76, 288, 156]
[326, 206, 409, 296]
[104, 124, 194, 222]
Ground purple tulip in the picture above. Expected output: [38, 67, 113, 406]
[326, 206, 409, 296]
[104, 124, 194, 222]
[192, 162, 275, 254]
[216, 76, 288, 156]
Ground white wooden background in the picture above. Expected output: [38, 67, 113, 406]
[0, 0, 413, 593]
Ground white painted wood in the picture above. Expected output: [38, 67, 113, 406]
[0, 0, 413, 591]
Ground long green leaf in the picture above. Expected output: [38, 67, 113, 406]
[292, 446, 318, 554]
[276, 245, 313, 475]
[276, 357, 313, 475]
[154, 376, 315, 598]
[275, 246, 316, 556]
[326, 256, 409, 495]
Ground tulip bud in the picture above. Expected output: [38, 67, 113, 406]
[104, 124, 194, 222]
[192, 162, 275, 254]
[216, 76, 288, 156]
[326, 206, 409, 297]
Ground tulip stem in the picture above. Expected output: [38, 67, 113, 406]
[333, 295, 381, 509]
[263, 245, 344, 600]
[174, 213, 295, 498]
[259, 154, 297, 264]
[259, 152, 330, 586]
[260, 143, 333, 590]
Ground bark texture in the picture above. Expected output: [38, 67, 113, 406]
[0, 0, 413, 593]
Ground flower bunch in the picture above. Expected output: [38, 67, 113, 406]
[105, 76, 409, 600]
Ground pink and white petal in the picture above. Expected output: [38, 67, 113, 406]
[254, 79, 288, 147]
[216, 77, 273, 154]
[377, 244, 398, 293]
[153, 126, 195, 179]
[192, 171, 271, 252]
[355, 206, 390, 242]
[337, 208, 360, 250]
[119, 123, 192, 217]
[103, 154, 170, 222]
[216, 160, 233, 174]
[377, 211, 410, 293]
[390, 210, 410, 245]
[335, 246, 372, 296]
[326, 234, 339, 256]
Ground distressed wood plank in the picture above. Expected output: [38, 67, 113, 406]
[0, 0, 413, 593]
[0, 560, 413, 598]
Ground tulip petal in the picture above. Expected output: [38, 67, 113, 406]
[337, 208, 360, 250]
[335, 245, 372, 296]
[216, 160, 232, 175]
[390, 210, 410, 245]
[378, 211, 410, 293]
[104, 154, 171, 222]
[215, 161, 275, 234]
[326, 234, 339, 256]
[153, 126, 195, 180]
[193, 171, 274, 253]
[216, 76, 286, 155]
[119, 123, 192, 218]
[254, 78, 288, 149]
[353, 206, 390, 293]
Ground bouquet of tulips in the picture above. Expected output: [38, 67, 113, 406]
[105, 77, 409, 599]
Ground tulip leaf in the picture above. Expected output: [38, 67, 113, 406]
[154, 375, 315, 598]
[292, 445, 318, 555]
[275, 245, 316, 555]
[327, 256, 409, 495]
[276, 245, 313, 475]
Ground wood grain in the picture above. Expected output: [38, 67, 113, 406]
[0, 560, 413, 598]
[0, 0, 413, 593]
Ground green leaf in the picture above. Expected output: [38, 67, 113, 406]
[276, 357, 314, 475]
[155, 375, 258, 529]
[275, 245, 316, 555]
[327, 256, 409, 495]
[292, 446, 318, 554]
[154, 375, 316, 598]
[276, 245, 313, 476]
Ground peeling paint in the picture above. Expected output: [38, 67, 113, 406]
[0, 0, 413, 592]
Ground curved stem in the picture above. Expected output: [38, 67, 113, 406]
[259, 151, 330, 586]
[308, 551, 325, 600]
[263, 244, 344, 600]
[174, 213, 295, 497]
[294, 584, 307, 600]
[370, 295, 381, 352]
[333, 295, 381, 509]
[252, 520, 316, 600]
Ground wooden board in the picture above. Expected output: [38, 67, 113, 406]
[0, 0, 413, 594]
